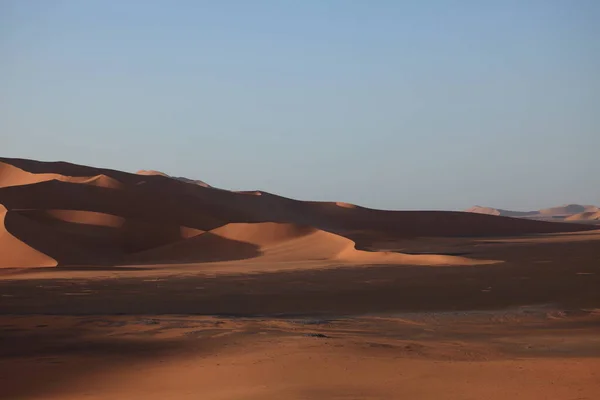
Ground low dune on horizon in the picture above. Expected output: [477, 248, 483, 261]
[465, 204, 600, 221]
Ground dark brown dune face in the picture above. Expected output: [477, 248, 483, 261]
[0, 157, 595, 268]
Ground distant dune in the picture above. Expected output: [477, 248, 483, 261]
[0, 157, 595, 268]
[465, 204, 599, 221]
[566, 211, 600, 221]
[137, 170, 211, 187]
[464, 206, 538, 218]
[539, 204, 599, 215]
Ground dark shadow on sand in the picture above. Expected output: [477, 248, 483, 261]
[0, 318, 234, 400]
[1, 237, 599, 316]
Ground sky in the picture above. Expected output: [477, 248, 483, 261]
[1, 0, 599, 211]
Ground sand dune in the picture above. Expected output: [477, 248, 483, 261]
[39, 209, 126, 227]
[137, 169, 211, 187]
[211, 222, 315, 247]
[566, 211, 600, 221]
[539, 204, 599, 215]
[0, 205, 57, 268]
[2, 157, 599, 400]
[2, 157, 599, 399]
[335, 201, 358, 209]
[137, 170, 169, 177]
[70, 174, 123, 189]
[1, 160, 123, 190]
[130, 222, 490, 266]
[465, 205, 538, 218]
[212, 222, 491, 265]
[1, 157, 143, 185]
[0, 160, 66, 188]
[0, 157, 595, 268]
[1, 204, 123, 267]
[465, 206, 502, 216]
[466, 204, 600, 220]
[12, 208, 205, 265]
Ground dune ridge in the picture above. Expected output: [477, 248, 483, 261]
[202, 222, 490, 265]
[137, 169, 211, 187]
[0, 157, 595, 268]
[0, 160, 123, 189]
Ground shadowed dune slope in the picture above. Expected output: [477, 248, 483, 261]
[130, 222, 494, 266]
[0, 157, 595, 268]
[36, 210, 126, 227]
[0, 160, 123, 189]
[16, 209, 204, 255]
[1, 178, 592, 239]
[1, 157, 141, 185]
[3, 208, 123, 267]
[233, 223, 491, 266]
[210, 222, 316, 246]
[128, 223, 344, 264]
[0, 207, 206, 268]
[129, 232, 262, 263]
[0, 161, 66, 188]
[0, 180, 226, 230]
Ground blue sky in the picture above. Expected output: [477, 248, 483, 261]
[2, 0, 598, 210]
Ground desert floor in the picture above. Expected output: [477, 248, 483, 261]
[1, 230, 599, 400]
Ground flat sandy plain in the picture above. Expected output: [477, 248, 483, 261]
[1, 157, 599, 399]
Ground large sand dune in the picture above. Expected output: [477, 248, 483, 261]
[0, 157, 594, 268]
[0, 160, 122, 189]
[0, 205, 57, 268]
[131, 222, 488, 266]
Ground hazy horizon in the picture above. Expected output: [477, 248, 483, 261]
[2, 1, 599, 211]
